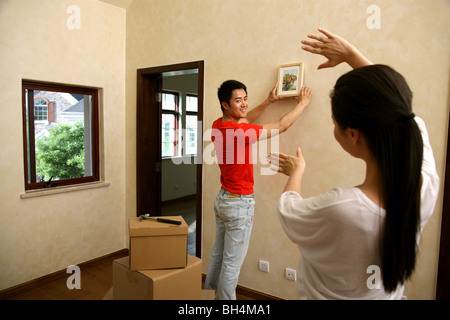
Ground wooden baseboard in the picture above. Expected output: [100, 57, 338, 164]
[0, 248, 129, 300]
[201, 274, 282, 300]
[236, 284, 282, 300]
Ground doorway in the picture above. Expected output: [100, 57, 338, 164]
[136, 61, 204, 258]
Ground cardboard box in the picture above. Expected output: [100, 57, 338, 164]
[129, 216, 188, 270]
[105, 288, 214, 300]
[113, 255, 202, 300]
[105, 287, 214, 301]
[201, 289, 215, 300]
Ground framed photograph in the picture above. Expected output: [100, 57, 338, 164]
[277, 63, 304, 97]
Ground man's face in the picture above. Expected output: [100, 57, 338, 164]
[222, 88, 248, 120]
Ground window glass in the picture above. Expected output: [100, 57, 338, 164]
[186, 94, 198, 112]
[34, 98, 48, 121]
[162, 113, 176, 157]
[22, 81, 99, 190]
[185, 115, 197, 155]
[162, 92, 177, 111]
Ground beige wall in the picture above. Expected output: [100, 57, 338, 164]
[126, 0, 449, 299]
[0, 0, 127, 291]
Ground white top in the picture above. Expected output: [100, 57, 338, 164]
[278, 117, 440, 300]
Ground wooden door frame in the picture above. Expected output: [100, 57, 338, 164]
[436, 110, 450, 299]
[136, 72, 162, 217]
[136, 61, 204, 258]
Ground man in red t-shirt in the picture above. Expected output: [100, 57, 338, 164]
[204, 80, 312, 299]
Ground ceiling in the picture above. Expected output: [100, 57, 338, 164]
[98, 0, 134, 9]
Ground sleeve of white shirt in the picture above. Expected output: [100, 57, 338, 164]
[415, 116, 440, 229]
[277, 188, 343, 246]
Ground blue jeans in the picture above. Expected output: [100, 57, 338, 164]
[204, 189, 255, 300]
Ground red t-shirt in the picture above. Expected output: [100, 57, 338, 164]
[212, 118, 263, 195]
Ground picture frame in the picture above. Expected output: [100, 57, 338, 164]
[277, 63, 304, 97]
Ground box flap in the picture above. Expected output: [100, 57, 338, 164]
[129, 216, 188, 237]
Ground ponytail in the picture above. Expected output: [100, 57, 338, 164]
[374, 116, 423, 292]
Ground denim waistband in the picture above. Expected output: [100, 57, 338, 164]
[221, 188, 254, 199]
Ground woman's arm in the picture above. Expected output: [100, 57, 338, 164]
[268, 147, 306, 195]
[301, 28, 373, 70]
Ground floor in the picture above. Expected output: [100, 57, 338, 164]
[162, 196, 197, 256]
[4, 255, 253, 300]
[5, 258, 114, 300]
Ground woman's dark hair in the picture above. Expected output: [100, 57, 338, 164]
[218, 80, 247, 112]
[330, 64, 423, 293]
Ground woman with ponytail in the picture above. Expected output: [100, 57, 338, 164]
[270, 29, 439, 299]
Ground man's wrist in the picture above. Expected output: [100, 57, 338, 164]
[266, 97, 276, 105]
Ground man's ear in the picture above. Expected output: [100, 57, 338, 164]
[221, 101, 229, 111]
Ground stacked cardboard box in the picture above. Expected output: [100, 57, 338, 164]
[128, 216, 189, 271]
[111, 216, 212, 300]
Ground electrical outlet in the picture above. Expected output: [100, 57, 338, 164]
[258, 260, 269, 273]
[285, 268, 296, 281]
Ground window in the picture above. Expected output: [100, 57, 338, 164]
[22, 80, 100, 191]
[161, 91, 198, 158]
[161, 91, 179, 157]
[34, 98, 48, 121]
[185, 94, 198, 155]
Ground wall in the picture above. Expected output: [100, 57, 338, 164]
[126, 0, 450, 299]
[2, 0, 445, 299]
[0, 0, 127, 291]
